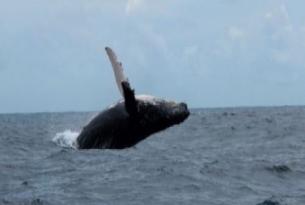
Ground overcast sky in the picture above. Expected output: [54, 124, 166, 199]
[0, 0, 305, 113]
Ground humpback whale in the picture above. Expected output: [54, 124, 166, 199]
[77, 47, 189, 149]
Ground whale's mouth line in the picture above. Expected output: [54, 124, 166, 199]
[175, 111, 190, 124]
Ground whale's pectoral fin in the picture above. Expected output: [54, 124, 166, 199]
[105, 47, 128, 97]
[121, 81, 138, 116]
[105, 47, 138, 116]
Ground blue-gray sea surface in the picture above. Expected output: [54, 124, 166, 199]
[1, 107, 305, 205]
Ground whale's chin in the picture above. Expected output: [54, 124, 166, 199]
[171, 103, 190, 124]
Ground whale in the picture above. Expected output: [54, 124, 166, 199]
[76, 47, 189, 149]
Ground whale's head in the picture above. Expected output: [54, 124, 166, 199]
[135, 95, 190, 133]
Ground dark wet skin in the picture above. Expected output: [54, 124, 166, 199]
[77, 82, 189, 149]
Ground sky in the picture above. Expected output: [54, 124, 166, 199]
[0, 0, 305, 113]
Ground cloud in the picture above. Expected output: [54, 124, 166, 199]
[228, 26, 245, 40]
[265, 3, 290, 24]
[264, 3, 293, 36]
[262, 3, 303, 64]
[125, 0, 144, 14]
[125, 0, 170, 15]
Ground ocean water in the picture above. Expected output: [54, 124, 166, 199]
[1, 107, 305, 205]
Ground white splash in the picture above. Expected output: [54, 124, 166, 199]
[52, 130, 79, 149]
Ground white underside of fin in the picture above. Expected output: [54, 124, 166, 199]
[105, 47, 128, 96]
[104, 48, 163, 108]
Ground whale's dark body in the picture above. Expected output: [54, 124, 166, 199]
[76, 47, 189, 149]
[77, 82, 189, 149]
